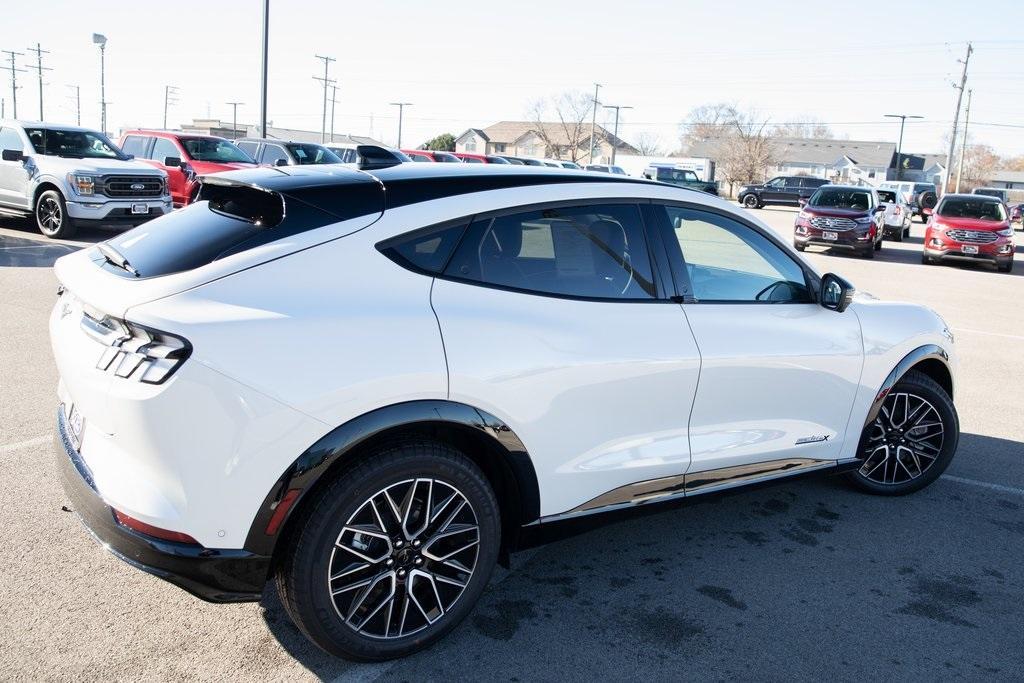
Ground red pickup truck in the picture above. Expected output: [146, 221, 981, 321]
[118, 130, 256, 207]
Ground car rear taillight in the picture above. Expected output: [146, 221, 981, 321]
[114, 509, 199, 544]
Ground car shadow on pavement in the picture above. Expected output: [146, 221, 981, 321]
[257, 432, 1024, 679]
[0, 233, 80, 267]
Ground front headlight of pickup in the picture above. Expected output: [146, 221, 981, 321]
[67, 173, 95, 196]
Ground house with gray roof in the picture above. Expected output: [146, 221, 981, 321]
[456, 121, 638, 163]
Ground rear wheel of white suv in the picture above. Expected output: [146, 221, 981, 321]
[35, 189, 77, 239]
[275, 441, 500, 661]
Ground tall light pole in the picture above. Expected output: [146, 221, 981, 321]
[588, 83, 601, 163]
[884, 113, 923, 181]
[92, 34, 107, 133]
[226, 101, 243, 138]
[955, 89, 973, 193]
[390, 102, 412, 148]
[259, 0, 269, 137]
[313, 54, 336, 142]
[603, 104, 631, 165]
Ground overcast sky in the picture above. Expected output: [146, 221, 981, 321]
[2, 0, 1022, 155]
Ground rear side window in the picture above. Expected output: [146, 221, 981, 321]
[443, 203, 657, 300]
[236, 141, 259, 156]
[379, 223, 468, 274]
[120, 135, 148, 158]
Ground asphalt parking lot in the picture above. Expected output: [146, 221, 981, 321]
[1, 207, 1022, 681]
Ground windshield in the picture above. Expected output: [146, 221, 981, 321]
[181, 137, 254, 164]
[656, 168, 698, 182]
[287, 143, 341, 165]
[25, 127, 124, 160]
[937, 197, 1006, 221]
[809, 188, 872, 210]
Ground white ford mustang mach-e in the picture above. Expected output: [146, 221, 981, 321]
[50, 164, 959, 660]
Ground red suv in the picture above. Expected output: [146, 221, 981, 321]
[923, 194, 1015, 273]
[452, 152, 510, 164]
[793, 185, 885, 258]
[402, 149, 461, 163]
[119, 130, 256, 207]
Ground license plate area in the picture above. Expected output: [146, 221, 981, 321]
[961, 245, 979, 254]
[822, 230, 838, 241]
[131, 203, 149, 215]
[64, 402, 85, 452]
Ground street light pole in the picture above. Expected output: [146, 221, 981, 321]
[92, 34, 107, 134]
[588, 83, 601, 163]
[603, 104, 631, 165]
[389, 102, 412, 148]
[884, 113, 923, 181]
[259, 0, 269, 138]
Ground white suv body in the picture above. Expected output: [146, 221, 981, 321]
[51, 165, 959, 659]
[0, 120, 171, 238]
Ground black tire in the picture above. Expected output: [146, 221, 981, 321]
[793, 241, 805, 252]
[845, 370, 959, 495]
[918, 191, 938, 211]
[904, 226, 910, 239]
[921, 253, 932, 265]
[998, 259, 1014, 273]
[35, 189, 77, 239]
[874, 236, 883, 251]
[862, 245, 875, 259]
[275, 441, 500, 661]
[742, 194, 760, 209]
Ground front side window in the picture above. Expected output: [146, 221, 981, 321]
[765, 177, 785, 188]
[150, 137, 180, 163]
[287, 144, 340, 165]
[119, 135, 148, 158]
[260, 144, 289, 165]
[25, 127, 124, 159]
[665, 206, 810, 303]
[181, 137, 254, 163]
[461, 156, 483, 163]
[445, 204, 657, 300]
[408, 152, 431, 162]
[0, 126, 24, 152]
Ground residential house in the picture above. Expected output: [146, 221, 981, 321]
[455, 121, 638, 163]
[989, 170, 1024, 190]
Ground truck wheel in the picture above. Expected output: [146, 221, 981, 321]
[742, 194, 759, 209]
[36, 190, 77, 239]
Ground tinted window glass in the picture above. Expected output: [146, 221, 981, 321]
[25, 127, 123, 159]
[461, 156, 483, 163]
[936, 197, 1006, 221]
[408, 152, 431, 162]
[287, 143, 341, 165]
[0, 126, 23, 151]
[151, 137, 179, 163]
[445, 204, 656, 300]
[120, 135, 148, 158]
[260, 144, 289, 165]
[236, 141, 259, 156]
[809, 187, 873, 210]
[182, 137, 253, 163]
[666, 207, 809, 303]
[380, 223, 468, 274]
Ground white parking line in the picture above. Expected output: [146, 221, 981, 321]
[941, 474, 1024, 497]
[952, 328, 1024, 342]
[0, 434, 50, 453]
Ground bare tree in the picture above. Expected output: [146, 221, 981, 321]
[528, 91, 594, 162]
[717, 112, 777, 197]
[680, 102, 739, 147]
[772, 116, 834, 139]
[633, 132, 666, 156]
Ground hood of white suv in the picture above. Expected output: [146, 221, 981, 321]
[32, 155, 166, 177]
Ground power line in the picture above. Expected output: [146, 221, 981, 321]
[26, 43, 51, 120]
[313, 54, 336, 143]
[1, 50, 26, 119]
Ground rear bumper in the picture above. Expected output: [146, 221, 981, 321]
[56, 405, 269, 603]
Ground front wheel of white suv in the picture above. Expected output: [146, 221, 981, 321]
[275, 441, 500, 661]
[845, 370, 959, 496]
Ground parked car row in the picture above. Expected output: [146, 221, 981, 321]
[791, 184, 1014, 272]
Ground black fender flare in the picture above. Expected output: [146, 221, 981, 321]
[864, 344, 952, 427]
[243, 400, 540, 557]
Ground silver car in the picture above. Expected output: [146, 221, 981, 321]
[877, 188, 912, 241]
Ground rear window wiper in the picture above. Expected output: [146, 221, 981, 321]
[98, 242, 141, 277]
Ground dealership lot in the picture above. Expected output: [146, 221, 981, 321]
[1, 207, 1022, 680]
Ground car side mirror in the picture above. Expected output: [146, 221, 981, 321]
[274, 158, 289, 167]
[798, 197, 808, 207]
[163, 156, 182, 167]
[124, 153, 135, 160]
[873, 205, 886, 214]
[820, 273, 855, 312]
[2, 148, 24, 162]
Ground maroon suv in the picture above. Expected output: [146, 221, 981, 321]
[793, 185, 885, 259]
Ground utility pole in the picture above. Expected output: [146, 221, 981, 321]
[603, 104, 632, 165]
[163, 85, 179, 129]
[66, 85, 80, 125]
[588, 83, 601, 163]
[390, 102, 412, 148]
[329, 85, 337, 142]
[2, 50, 25, 119]
[259, 0, 269, 137]
[884, 113, 923, 181]
[26, 43, 51, 120]
[955, 89, 973, 193]
[226, 101, 243, 138]
[313, 54, 336, 143]
[943, 42, 972, 195]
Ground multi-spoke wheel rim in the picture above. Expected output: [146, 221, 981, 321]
[38, 197, 63, 234]
[860, 391, 944, 485]
[327, 478, 480, 640]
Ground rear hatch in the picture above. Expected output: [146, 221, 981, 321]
[53, 166, 385, 318]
